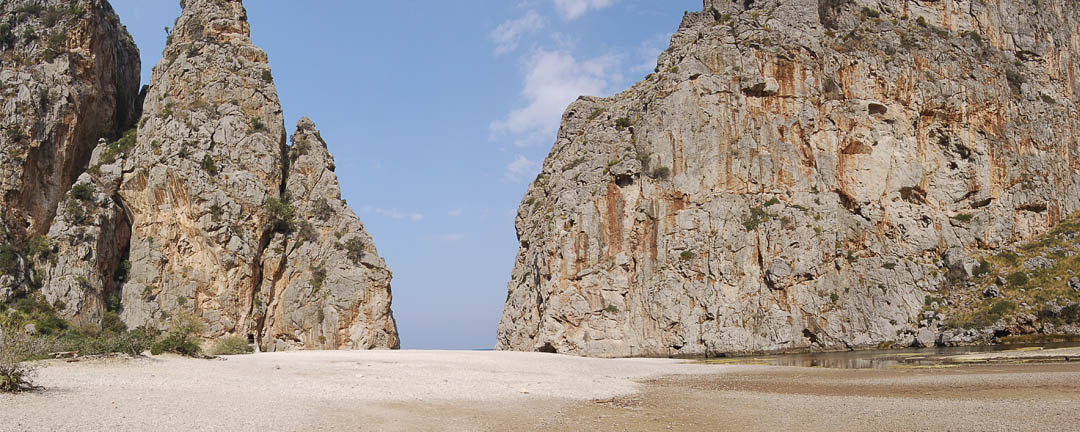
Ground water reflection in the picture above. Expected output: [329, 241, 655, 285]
[719, 342, 1080, 369]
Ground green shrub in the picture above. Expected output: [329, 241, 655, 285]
[264, 197, 296, 234]
[882, 262, 896, 270]
[310, 267, 327, 293]
[0, 24, 14, 49]
[830, 293, 840, 303]
[0, 322, 40, 393]
[680, 250, 695, 261]
[200, 155, 219, 176]
[249, 116, 266, 132]
[989, 300, 1017, 316]
[70, 183, 96, 202]
[614, 117, 632, 131]
[743, 207, 769, 231]
[1006, 271, 1029, 287]
[860, 7, 880, 18]
[973, 259, 991, 277]
[651, 166, 671, 180]
[101, 311, 127, 335]
[0, 244, 19, 276]
[604, 305, 619, 314]
[150, 312, 204, 357]
[97, 128, 138, 166]
[44, 32, 66, 60]
[338, 238, 365, 265]
[26, 235, 51, 259]
[312, 198, 334, 221]
[951, 213, 974, 223]
[211, 335, 254, 356]
[260, 69, 273, 83]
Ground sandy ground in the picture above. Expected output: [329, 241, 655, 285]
[2, 350, 1079, 431]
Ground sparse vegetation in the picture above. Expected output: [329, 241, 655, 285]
[743, 206, 769, 231]
[264, 197, 296, 234]
[26, 235, 51, 259]
[97, 128, 138, 166]
[310, 267, 327, 294]
[200, 155, 219, 176]
[1005, 69, 1025, 94]
[0, 321, 40, 393]
[650, 166, 671, 180]
[603, 305, 619, 314]
[70, 183, 96, 202]
[312, 198, 334, 221]
[860, 7, 880, 18]
[249, 116, 266, 132]
[951, 213, 974, 223]
[210, 335, 254, 356]
[941, 211, 1080, 331]
[338, 237, 366, 265]
[150, 311, 205, 357]
[1006, 271, 1029, 287]
[260, 69, 273, 83]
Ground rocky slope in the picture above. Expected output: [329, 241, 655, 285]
[0, 0, 140, 303]
[2, 0, 397, 350]
[497, 0, 1080, 356]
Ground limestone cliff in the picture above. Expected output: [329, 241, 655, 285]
[0, 0, 140, 309]
[497, 0, 1080, 356]
[2, 0, 398, 350]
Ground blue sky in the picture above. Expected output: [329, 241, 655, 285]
[109, 0, 701, 349]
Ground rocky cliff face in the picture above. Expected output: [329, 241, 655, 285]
[497, 0, 1080, 356]
[2, 0, 398, 350]
[0, 0, 140, 302]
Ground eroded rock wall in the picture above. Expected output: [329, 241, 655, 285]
[255, 118, 398, 351]
[497, 0, 1080, 356]
[0, 0, 140, 305]
[104, 0, 398, 349]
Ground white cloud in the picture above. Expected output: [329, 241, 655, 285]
[504, 155, 541, 183]
[491, 11, 546, 55]
[448, 208, 464, 217]
[490, 49, 620, 147]
[433, 233, 466, 242]
[373, 207, 425, 222]
[631, 33, 673, 74]
[553, 0, 616, 20]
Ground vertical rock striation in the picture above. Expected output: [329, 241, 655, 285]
[0, 0, 140, 306]
[497, 0, 1080, 356]
[115, 0, 288, 342]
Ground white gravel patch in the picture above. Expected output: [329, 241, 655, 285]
[0, 350, 724, 431]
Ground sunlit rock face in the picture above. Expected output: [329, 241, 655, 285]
[0, 0, 140, 317]
[1, 0, 398, 350]
[497, 0, 1080, 357]
[114, 0, 398, 350]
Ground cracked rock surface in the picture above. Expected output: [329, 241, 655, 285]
[2, 0, 397, 350]
[497, 0, 1080, 357]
